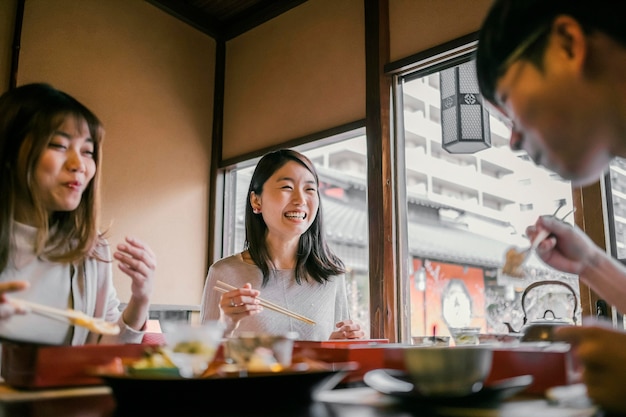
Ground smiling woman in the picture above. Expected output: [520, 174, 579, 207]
[0, 83, 156, 347]
[200, 148, 365, 341]
[21, 117, 97, 220]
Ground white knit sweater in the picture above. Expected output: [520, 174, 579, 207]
[0, 221, 144, 345]
[200, 253, 351, 341]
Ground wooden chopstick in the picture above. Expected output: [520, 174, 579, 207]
[214, 280, 316, 325]
[8, 298, 120, 335]
[213, 286, 315, 325]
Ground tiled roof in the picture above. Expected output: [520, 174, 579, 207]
[323, 199, 368, 245]
[407, 221, 508, 268]
[322, 197, 537, 270]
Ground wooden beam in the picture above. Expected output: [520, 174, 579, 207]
[208, 40, 226, 267]
[364, 0, 395, 341]
[573, 182, 612, 318]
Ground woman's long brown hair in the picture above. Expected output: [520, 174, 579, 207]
[0, 83, 105, 272]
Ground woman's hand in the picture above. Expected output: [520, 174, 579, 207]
[527, 215, 600, 275]
[114, 236, 156, 302]
[219, 283, 262, 333]
[0, 281, 30, 319]
[555, 321, 626, 414]
[115, 236, 156, 330]
[329, 319, 365, 340]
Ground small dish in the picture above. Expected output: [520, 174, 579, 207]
[364, 368, 533, 406]
[225, 331, 298, 373]
[161, 321, 224, 378]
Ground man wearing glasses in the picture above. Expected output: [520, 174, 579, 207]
[476, 0, 626, 413]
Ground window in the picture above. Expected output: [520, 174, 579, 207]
[604, 158, 626, 326]
[220, 129, 371, 335]
[608, 158, 626, 261]
[394, 48, 579, 342]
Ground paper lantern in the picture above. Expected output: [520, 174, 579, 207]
[440, 61, 491, 153]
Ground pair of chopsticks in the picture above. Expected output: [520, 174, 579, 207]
[7, 298, 120, 335]
[214, 280, 316, 325]
[529, 207, 577, 251]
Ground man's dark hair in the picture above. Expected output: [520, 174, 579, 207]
[476, 0, 626, 104]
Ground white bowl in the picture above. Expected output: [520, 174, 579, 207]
[162, 321, 225, 377]
[403, 345, 493, 397]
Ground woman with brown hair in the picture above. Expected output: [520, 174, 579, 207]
[0, 83, 155, 345]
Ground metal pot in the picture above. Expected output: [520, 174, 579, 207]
[504, 280, 578, 342]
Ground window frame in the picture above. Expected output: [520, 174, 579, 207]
[386, 33, 605, 340]
[209, 33, 609, 342]
[388, 35, 481, 343]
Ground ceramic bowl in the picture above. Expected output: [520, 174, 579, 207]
[224, 332, 299, 372]
[162, 321, 225, 378]
[403, 345, 493, 397]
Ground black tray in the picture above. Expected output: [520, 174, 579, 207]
[102, 363, 357, 412]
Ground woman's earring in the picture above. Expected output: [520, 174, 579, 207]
[253, 208, 261, 214]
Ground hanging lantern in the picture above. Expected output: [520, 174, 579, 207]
[439, 61, 491, 154]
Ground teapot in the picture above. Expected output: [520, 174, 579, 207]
[503, 280, 577, 342]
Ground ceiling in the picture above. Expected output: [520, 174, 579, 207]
[146, 0, 307, 41]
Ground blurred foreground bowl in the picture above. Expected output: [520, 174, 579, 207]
[403, 345, 493, 397]
[225, 332, 298, 372]
[162, 321, 225, 378]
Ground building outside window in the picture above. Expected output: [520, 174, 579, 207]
[605, 157, 626, 326]
[395, 52, 578, 340]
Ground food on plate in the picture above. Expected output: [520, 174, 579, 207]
[502, 246, 526, 278]
[246, 346, 283, 372]
[130, 347, 177, 370]
[172, 340, 216, 356]
[199, 354, 333, 378]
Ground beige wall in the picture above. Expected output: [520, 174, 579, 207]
[222, 0, 365, 159]
[222, 0, 492, 158]
[389, 0, 493, 62]
[3, 0, 216, 306]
